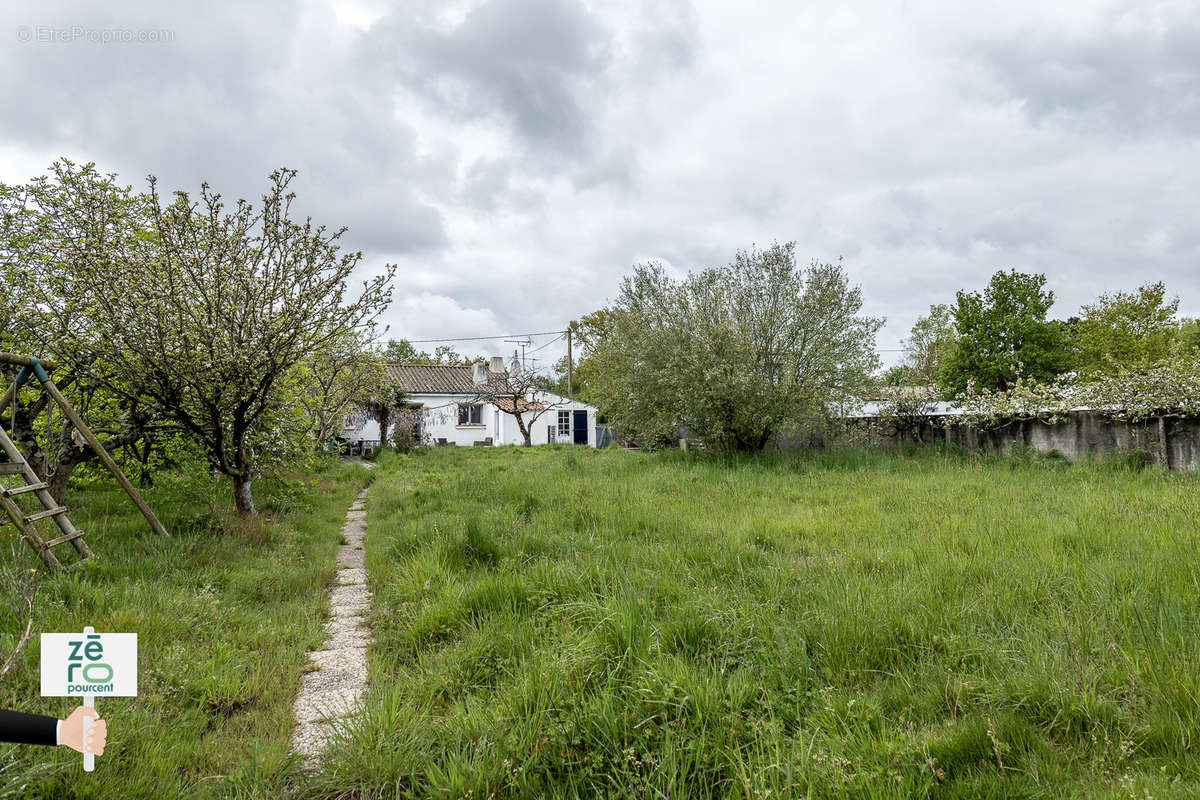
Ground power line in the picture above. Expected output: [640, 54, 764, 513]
[390, 329, 904, 352]
[528, 333, 566, 354]
[393, 329, 566, 344]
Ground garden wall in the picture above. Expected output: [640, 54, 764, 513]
[847, 411, 1200, 472]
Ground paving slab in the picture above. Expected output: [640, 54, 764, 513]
[294, 676, 364, 722]
[291, 719, 337, 759]
[330, 584, 370, 613]
[309, 646, 368, 671]
[292, 486, 373, 764]
[335, 567, 366, 584]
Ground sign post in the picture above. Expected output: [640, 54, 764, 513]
[82, 688, 94, 772]
[40, 626, 137, 771]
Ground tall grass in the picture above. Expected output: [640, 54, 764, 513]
[320, 445, 1200, 799]
[0, 457, 371, 799]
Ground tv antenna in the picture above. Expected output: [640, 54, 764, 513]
[504, 338, 532, 370]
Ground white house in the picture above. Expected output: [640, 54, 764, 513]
[342, 358, 600, 449]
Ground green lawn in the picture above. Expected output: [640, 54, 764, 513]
[318, 445, 1200, 799]
[0, 458, 371, 799]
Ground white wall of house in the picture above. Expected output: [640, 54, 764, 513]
[347, 392, 598, 447]
[495, 394, 598, 447]
[417, 394, 499, 446]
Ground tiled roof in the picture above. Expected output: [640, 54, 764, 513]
[386, 364, 509, 394]
[494, 397, 547, 413]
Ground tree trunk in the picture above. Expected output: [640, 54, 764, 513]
[47, 463, 74, 505]
[511, 412, 532, 446]
[47, 436, 96, 504]
[43, 424, 146, 504]
[233, 474, 256, 515]
[137, 438, 154, 489]
[374, 407, 391, 449]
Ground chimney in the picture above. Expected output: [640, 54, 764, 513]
[472, 362, 488, 385]
[489, 356, 504, 373]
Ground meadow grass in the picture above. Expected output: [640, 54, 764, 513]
[317, 445, 1200, 799]
[0, 457, 371, 799]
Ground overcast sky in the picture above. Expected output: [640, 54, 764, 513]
[2, 0, 1198, 370]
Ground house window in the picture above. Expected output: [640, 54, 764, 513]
[458, 403, 483, 425]
[557, 410, 571, 437]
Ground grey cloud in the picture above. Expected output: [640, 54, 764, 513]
[572, 146, 640, 192]
[0, 0, 449, 255]
[359, 0, 696, 201]
[969, 210, 1056, 253]
[4, 0, 1200, 368]
[364, 0, 610, 153]
[618, 0, 699, 74]
[977, 12, 1200, 138]
[458, 157, 549, 213]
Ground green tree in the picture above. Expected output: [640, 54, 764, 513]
[1179, 318, 1200, 355]
[380, 339, 481, 366]
[551, 309, 615, 401]
[879, 365, 914, 386]
[1070, 282, 1180, 376]
[901, 304, 957, 386]
[296, 331, 390, 450]
[940, 270, 1069, 394]
[0, 161, 178, 501]
[362, 385, 407, 450]
[72, 168, 394, 514]
[589, 243, 883, 451]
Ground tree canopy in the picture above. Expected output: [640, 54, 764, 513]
[883, 304, 957, 387]
[549, 309, 614, 402]
[1069, 282, 1180, 376]
[903, 304, 957, 387]
[588, 243, 882, 451]
[380, 339, 481, 366]
[0, 160, 178, 500]
[21, 165, 396, 514]
[940, 270, 1069, 395]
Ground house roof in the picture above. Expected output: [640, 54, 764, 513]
[386, 363, 509, 394]
[494, 397, 548, 413]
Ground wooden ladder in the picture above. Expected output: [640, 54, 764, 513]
[0, 424, 91, 572]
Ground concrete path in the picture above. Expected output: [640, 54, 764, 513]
[291, 486, 373, 762]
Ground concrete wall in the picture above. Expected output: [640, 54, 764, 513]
[850, 411, 1200, 471]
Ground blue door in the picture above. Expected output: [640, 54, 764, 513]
[572, 410, 588, 445]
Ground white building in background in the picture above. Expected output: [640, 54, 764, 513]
[342, 358, 599, 449]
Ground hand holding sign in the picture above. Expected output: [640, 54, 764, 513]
[41, 627, 135, 771]
[60, 706, 106, 756]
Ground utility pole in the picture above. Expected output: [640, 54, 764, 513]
[566, 323, 574, 397]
